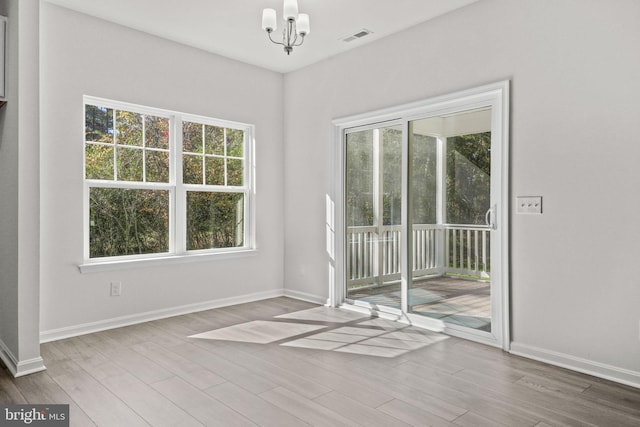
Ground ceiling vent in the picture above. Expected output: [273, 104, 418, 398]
[341, 29, 373, 43]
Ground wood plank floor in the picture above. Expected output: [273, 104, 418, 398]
[2, 297, 640, 426]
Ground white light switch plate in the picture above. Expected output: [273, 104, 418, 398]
[110, 281, 122, 296]
[516, 196, 542, 214]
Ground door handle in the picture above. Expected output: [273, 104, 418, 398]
[485, 205, 497, 230]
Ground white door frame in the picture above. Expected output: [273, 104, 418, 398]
[331, 81, 510, 350]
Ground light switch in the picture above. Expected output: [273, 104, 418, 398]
[516, 196, 542, 214]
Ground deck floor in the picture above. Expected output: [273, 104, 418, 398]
[348, 276, 491, 331]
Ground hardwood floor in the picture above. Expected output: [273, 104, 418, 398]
[2, 297, 640, 426]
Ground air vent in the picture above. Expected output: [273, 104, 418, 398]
[341, 29, 373, 43]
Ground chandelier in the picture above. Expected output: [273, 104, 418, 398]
[261, 0, 310, 55]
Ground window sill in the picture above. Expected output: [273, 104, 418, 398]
[78, 249, 258, 273]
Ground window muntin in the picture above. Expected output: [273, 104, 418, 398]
[83, 97, 253, 262]
[182, 121, 245, 187]
[85, 106, 171, 184]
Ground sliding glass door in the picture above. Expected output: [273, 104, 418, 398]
[337, 82, 509, 348]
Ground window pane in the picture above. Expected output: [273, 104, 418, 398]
[187, 192, 244, 250]
[227, 158, 244, 186]
[117, 147, 143, 182]
[89, 188, 169, 258]
[183, 121, 203, 153]
[412, 133, 437, 224]
[146, 150, 170, 183]
[85, 144, 114, 180]
[205, 125, 224, 155]
[205, 157, 225, 186]
[145, 115, 169, 149]
[226, 128, 244, 157]
[85, 105, 113, 143]
[116, 111, 143, 146]
[446, 132, 491, 225]
[382, 127, 402, 226]
[345, 130, 374, 226]
[183, 154, 203, 184]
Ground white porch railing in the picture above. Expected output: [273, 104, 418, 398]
[445, 225, 491, 279]
[346, 224, 490, 289]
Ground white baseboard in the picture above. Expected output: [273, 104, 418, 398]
[40, 289, 285, 343]
[283, 288, 328, 305]
[510, 342, 640, 389]
[0, 338, 46, 377]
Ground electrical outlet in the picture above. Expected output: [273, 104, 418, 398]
[110, 281, 122, 297]
[516, 196, 542, 214]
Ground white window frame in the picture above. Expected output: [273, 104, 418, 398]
[80, 96, 255, 273]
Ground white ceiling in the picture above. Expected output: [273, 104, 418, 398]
[43, 0, 480, 73]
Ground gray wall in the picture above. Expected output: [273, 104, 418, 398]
[283, 0, 640, 384]
[39, 4, 285, 335]
[0, 0, 43, 375]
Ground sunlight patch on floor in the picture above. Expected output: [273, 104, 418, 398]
[282, 323, 448, 357]
[189, 320, 326, 344]
[275, 306, 369, 323]
[189, 306, 449, 358]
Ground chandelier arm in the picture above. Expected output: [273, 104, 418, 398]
[267, 30, 285, 46]
[293, 34, 305, 47]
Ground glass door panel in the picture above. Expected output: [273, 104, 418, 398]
[409, 108, 493, 332]
[345, 124, 403, 309]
